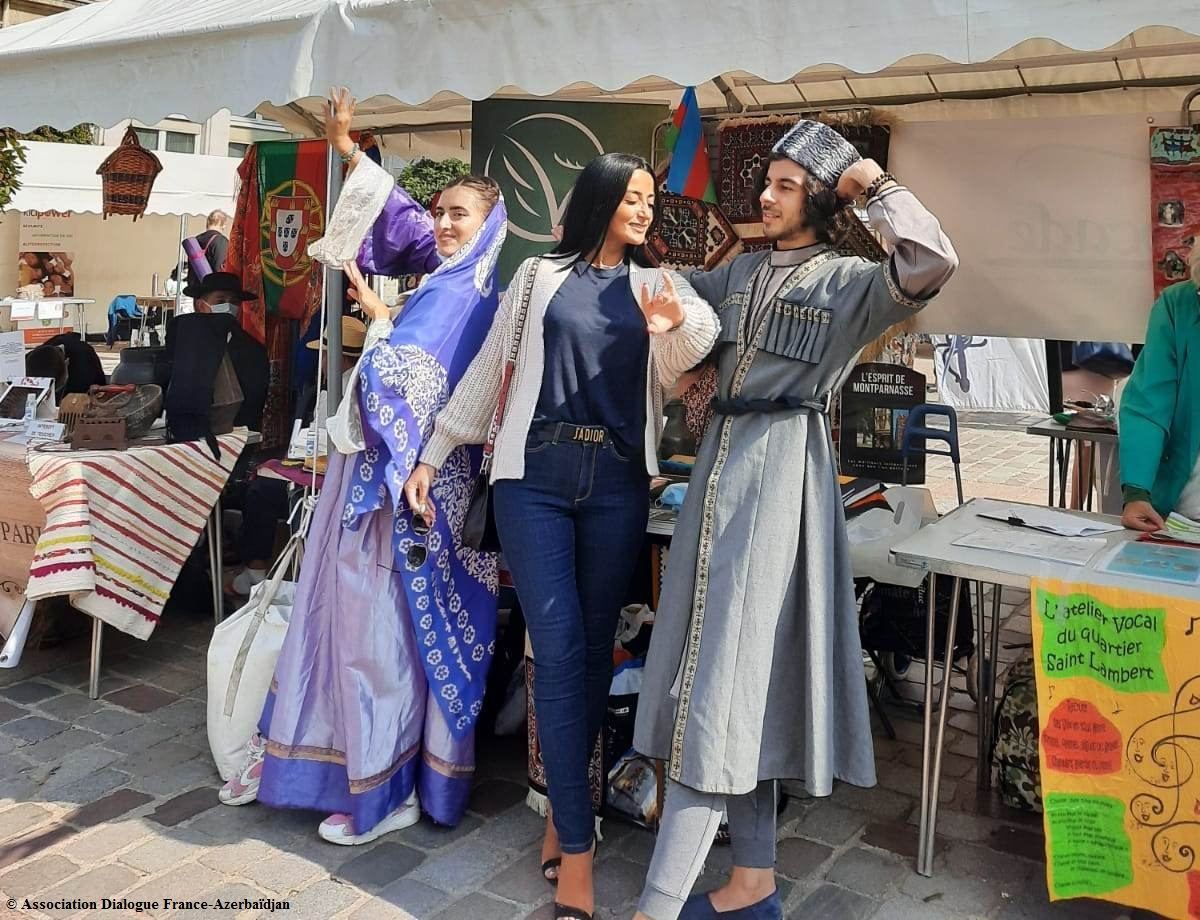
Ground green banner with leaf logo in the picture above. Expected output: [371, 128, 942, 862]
[471, 99, 668, 285]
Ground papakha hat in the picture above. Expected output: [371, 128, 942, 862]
[771, 120, 862, 188]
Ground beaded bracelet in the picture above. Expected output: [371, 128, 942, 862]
[338, 142, 361, 164]
[864, 172, 898, 200]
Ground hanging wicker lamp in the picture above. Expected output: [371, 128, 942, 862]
[96, 126, 163, 221]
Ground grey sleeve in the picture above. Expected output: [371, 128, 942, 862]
[684, 261, 735, 309]
[866, 186, 958, 301]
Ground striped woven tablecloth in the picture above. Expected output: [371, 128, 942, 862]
[24, 431, 248, 639]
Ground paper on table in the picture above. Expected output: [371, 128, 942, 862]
[974, 499, 1122, 537]
[1098, 540, 1200, 586]
[8, 301, 36, 320]
[1158, 513, 1200, 546]
[36, 300, 64, 320]
[0, 331, 24, 380]
[952, 528, 1108, 566]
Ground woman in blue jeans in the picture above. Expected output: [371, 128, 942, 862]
[406, 154, 718, 920]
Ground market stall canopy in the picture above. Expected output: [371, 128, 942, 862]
[5, 141, 238, 216]
[0, 0, 1199, 133]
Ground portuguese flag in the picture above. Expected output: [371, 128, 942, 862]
[254, 139, 327, 322]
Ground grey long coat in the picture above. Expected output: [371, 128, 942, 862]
[633, 187, 958, 796]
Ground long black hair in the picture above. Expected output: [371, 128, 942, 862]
[550, 153, 658, 267]
[751, 153, 842, 244]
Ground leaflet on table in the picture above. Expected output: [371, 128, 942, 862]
[7, 300, 36, 320]
[36, 300, 64, 320]
[1154, 512, 1200, 546]
[1096, 540, 1200, 586]
[951, 528, 1107, 566]
[0, 330, 24, 380]
[973, 498, 1123, 537]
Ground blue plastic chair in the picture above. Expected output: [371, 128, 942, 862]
[900, 404, 963, 506]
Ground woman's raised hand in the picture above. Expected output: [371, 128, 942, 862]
[640, 273, 686, 335]
[325, 87, 357, 159]
[343, 261, 390, 323]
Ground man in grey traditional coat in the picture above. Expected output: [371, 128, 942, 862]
[632, 120, 959, 920]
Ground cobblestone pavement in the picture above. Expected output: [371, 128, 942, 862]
[0, 581, 1159, 920]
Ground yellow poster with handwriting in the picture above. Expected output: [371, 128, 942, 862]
[1031, 578, 1200, 919]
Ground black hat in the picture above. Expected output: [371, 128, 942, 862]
[183, 271, 256, 302]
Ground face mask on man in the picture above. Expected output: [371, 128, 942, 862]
[207, 299, 238, 317]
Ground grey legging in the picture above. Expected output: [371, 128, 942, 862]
[637, 779, 778, 920]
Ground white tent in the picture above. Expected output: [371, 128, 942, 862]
[6, 141, 237, 216]
[0, 0, 1199, 133]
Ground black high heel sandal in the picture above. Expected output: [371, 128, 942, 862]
[542, 836, 600, 887]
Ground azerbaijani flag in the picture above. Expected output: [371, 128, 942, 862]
[664, 87, 717, 204]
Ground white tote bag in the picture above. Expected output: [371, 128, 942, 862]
[206, 535, 301, 781]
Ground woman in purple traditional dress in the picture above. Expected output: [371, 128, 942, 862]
[217, 89, 507, 845]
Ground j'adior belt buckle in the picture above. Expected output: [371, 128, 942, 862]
[570, 427, 606, 445]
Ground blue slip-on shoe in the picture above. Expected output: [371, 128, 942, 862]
[679, 890, 782, 920]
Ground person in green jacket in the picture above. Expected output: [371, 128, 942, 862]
[1119, 248, 1200, 531]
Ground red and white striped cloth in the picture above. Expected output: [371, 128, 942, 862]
[24, 431, 248, 639]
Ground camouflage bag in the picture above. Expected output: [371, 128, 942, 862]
[992, 653, 1042, 813]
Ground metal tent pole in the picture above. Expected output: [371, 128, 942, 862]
[324, 147, 344, 411]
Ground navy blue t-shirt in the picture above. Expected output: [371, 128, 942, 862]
[534, 260, 649, 460]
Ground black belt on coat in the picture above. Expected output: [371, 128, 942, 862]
[711, 394, 832, 416]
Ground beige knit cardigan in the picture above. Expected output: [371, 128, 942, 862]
[421, 254, 719, 481]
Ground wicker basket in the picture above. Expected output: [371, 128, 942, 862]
[96, 127, 163, 221]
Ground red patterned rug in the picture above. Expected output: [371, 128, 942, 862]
[717, 118, 891, 224]
[647, 170, 740, 270]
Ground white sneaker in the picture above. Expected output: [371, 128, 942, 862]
[231, 567, 267, 596]
[219, 732, 266, 806]
[317, 792, 421, 846]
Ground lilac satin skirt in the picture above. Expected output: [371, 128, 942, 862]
[257, 451, 474, 831]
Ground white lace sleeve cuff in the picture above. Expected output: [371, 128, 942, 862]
[308, 156, 396, 268]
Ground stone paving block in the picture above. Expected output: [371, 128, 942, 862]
[824, 847, 907, 897]
[790, 802, 867, 846]
[435, 892, 522, 920]
[469, 779, 529, 817]
[901, 866, 1005, 917]
[790, 883, 878, 920]
[62, 819, 156, 863]
[829, 784, 917, 823]
[897, 745, 976, 779]
[484, 851, 555, 905]
[776, 837, 834, 880]
[376, 882, 451, 916]
[409, 840, 511, 893]
[0, 699, 25, 724]
[21, 728, 105, 764]
[122, 863, 224, 919]
[99, 721, 176, 754]
[0, 853, 80, 897]
[148, 787, 219, 828]
[76, 708, 145, 738]
[65, 789, 154, 829]
[0, 734, 15, 756]
[285, 878, 362, 919]
[104, 684, 180, 714]
[197, 838, 278, 874]
[41, 863, 143, 919]
[337, 842, 427, 891]
[987, 825, 1045, 862]
[40, 747, 125, 795]
[1, 715, 69, 744]
[117, 742, 201, 779]
[145, 667, 206, 696]
[186, 801, 274, 844]
[131, 758, 220, 797]
[0, 680, 62, 705]
[352, 894, 420, 920]
[593, 856, 648, 910]
[903, 807, 993, 843]
[43, 768, 132, 805]
[239, 853, 324, 894]
[0, 802, 53, 841]
[34, 693, 103, 723]
[473, 804, 546, 852]
[118, 832, 207, 874]
[147, 698, 206, 731]
[0, 825, 77, 870]
[397, 814, 484, 850]
[940, 842, 1039, 889]
[868, 895, 960, 920]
